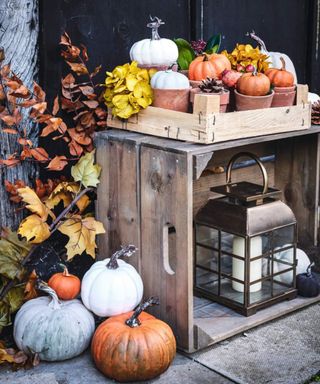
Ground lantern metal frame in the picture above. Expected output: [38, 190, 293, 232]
[194, 152, 298, 316]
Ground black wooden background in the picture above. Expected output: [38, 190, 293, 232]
[39, 0, 320, 163]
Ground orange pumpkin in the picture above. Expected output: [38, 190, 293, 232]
[265, 57, 294, 87]
[91, 297, 176, 382]
[48, 266, 81, 300]
[189, 53, 231, 81]
[237, 72, 271, 96]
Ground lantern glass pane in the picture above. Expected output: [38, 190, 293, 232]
[220, 276, 244, 304]
[272, 225, 295, 250]
[195, 245, 218, 272]
[196, 225, 219, 248]
[195, 267, 219, 295]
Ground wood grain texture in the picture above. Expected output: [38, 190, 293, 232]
[140, 146, 193, 351]
[0, 0, 39, 229]
[95, 135, 141, 271]
[275, 134, 320, 247]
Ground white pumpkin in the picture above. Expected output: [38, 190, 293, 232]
[130, 16, 178, 66]
[151, 70, 190, 89]
[81, 245, 143, 317]
[247, 31, 298, 84]
[14, 283, 95, 361]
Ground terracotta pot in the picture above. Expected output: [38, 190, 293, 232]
[190, 88, 230, 113]
[152, 88, 191, 112]
[271, 86, 296, 108]
[138, 64, 178, 72]
[235, 89, 274, 111]
[190, 80, 202, 88]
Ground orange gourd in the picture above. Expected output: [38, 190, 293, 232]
[265, 57, 294, 87]
[91, 297, 176, 382]
[48, 266, 81, 300]
[189, 53, 231, 81]
[237, 72, 271, 96]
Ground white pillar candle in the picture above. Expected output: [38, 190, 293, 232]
[232, 236, 262, 293]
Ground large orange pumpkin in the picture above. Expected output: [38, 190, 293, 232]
[265, 57, 294, 87]
[91, 297, 176, 382]
[237, 72, 271, 96]
[189, 53, 231, 81]
[48, 266, 81, 300]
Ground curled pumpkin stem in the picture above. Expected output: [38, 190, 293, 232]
[125, 296, 160, 328]
[307, 262, 315, 277]
[106, 244, 137, 269]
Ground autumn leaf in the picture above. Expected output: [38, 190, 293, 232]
[10, 85, 30, 99]
[66, 61, 88, 76]
[90, 65, 102, 78]
[17, 187, 51, 221]
[18, 214, 51, 244]
[24, 270, 38, 301]
[0, 158, 20, 167]
[2, 128, 18, 134]
[30, 147, 49, 161]
[45, 181, 79, 210]
[60, 32, 72, 46]
[58, 215, 105, 260]
[52, 96, 60, 115]
[33, 82, 46, 102]
[47, 155, 68, 171]
[80, 44, 89, 61]
[69, 140, 83, 157]
[71, 150, 101, 188]
[0, 114, 16, 126]
[31, 102, 47, 115]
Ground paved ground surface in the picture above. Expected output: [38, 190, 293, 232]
[0, 303, 319, 384]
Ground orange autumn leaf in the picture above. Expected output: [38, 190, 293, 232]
[24, 270, 38, 301]
[30, 147, 49, 161]
[17, 186, 52, 221]
[33, 82, 46, 102]
[66, 61, 88, 76]
[47, 155, 68, 171]
[52, 96, 59, 115]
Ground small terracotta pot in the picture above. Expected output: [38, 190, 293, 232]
[152, 88, 191, 112]
[271, 86, 296, 108]
[235, 89, 274, 111]
[190, 88, 230, 113]
[138, 64, 178, 72]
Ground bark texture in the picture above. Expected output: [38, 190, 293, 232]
[0, 0, 39, 229]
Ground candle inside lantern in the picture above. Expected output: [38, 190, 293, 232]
[232, 236, 262, 292]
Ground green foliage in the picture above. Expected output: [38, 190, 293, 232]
[174, 38, 195, 70]
[205, 34, 221, 54]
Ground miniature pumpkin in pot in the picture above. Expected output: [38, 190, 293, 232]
[14, 282, 95, 361]
[296, 262, 320, 297]
[265, 57, 294, 87]
[48, 265, 81, 300]
[91, 297, 176, 382]
[189, 53, 231, 81]
[130, 16, 178, 67]
[236, 72, 270, 96]
[81, 245, 143, 317]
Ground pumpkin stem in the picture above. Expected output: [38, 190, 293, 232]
[37, 280, 61, 309]
[147, 16, 164, 41]
[280, 57, 286, 71]
[125, 297, 160, 328]
[58, 263, 70, 276]
[307, 262, 315, 277]
[246, 30, 268, 52]
[106, 245, 137, 269]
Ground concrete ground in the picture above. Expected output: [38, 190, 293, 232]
[0, 303, 319, 384]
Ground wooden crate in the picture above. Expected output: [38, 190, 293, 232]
[107, 85, 311, 144]
[95, 126, 320, 353]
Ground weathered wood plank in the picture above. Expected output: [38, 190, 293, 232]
[95, 136, 141, 271]
[140, 146, 193, 350]
[275, 134, 320, 247]
[0, 0, 39, 229]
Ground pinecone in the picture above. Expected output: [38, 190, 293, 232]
[311, 101, 320, 125]
[191, 39, 207, 55]
[199, 77, 228, 94]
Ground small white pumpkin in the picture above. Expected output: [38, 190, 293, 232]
[81, 245, 143, 317]
[14, 283, 95, 361]
[247, 31, 298, 84]
[151, 69, 190, 89]
[130, 16, 178, 66]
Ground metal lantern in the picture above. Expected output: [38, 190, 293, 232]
[194, 152, 297, 316]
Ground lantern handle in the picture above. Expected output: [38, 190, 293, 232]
[226, 152, 269, 194]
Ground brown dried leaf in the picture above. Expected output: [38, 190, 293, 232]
[61, 73, 75, 88]
[61, 45, 81, 61]
[60, 32, 72, 46]
[0, 158, 20, 167]
[66, 61, 88, 76]
[5, 80, 21, 90]
[52, 96, 59, 115]
[47, 155, 68, 171]
[82, 100, 99, 109]
[80, 44, 89, 61]
[69, 140, 84, 156]
[31, 102, 47, 114]
[24, 270, 38, 301]
[90, 65, 102, 78]
[0, 115, 16, 126]
[79, 85, 94, 96]
[18, 138, 33, 147]
[18, 99, 38, 107]
[30, 147, 49, 161]
[40, 125, 55, 137]
[33, 82, 46, 102]
[10, 85, 30, 99]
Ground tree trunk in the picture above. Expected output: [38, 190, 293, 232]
[0, 0, 39, 229]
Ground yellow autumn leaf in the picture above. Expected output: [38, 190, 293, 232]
[76, 194, 90, 212]
[58, 215, 105, 260]
[45, 191, 72, 210]
[71, 151, 101, 188]
[17, 187, 53, 221]
[126, 74, 139, 91]
[18, 214, 51, 244]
